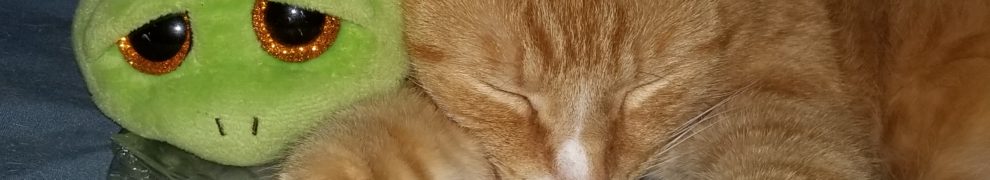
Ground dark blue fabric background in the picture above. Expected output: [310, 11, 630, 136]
[0, 0, 122, 179]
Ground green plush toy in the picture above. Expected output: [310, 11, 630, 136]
[72, 0, 406, 166]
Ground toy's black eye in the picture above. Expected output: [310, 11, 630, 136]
[118, 13, 192, 75]
[265, 2, 325, 45]
[252, 0, 341, 62]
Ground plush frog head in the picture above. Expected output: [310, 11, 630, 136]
[72, 0, 406, 166]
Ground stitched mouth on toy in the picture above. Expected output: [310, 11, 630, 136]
[212, 116, 263, 136]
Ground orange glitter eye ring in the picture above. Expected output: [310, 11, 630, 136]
[252, 0, 341, 62]
[118, 13, 192, 75]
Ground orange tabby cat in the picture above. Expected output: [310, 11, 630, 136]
[404, 0, 882, 179]
[280, 0, 990, 179]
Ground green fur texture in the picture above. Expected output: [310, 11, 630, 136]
[72, 0, 406, 166]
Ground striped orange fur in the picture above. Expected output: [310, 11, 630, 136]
[279, 0, 990, 179]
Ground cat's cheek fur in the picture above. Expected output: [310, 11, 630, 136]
[277, 87, 495, 180]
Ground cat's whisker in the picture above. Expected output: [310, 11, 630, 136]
[659, 110, 728, 155]
[255, 164, 281, 172]
[257, 173, 278, 180]
[637, 71, 665, 79]
[638, 82, 757, 177]
[639, 108, 729, 172]
[637, 105, 726, 176]
[661, 82, 754, 148]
